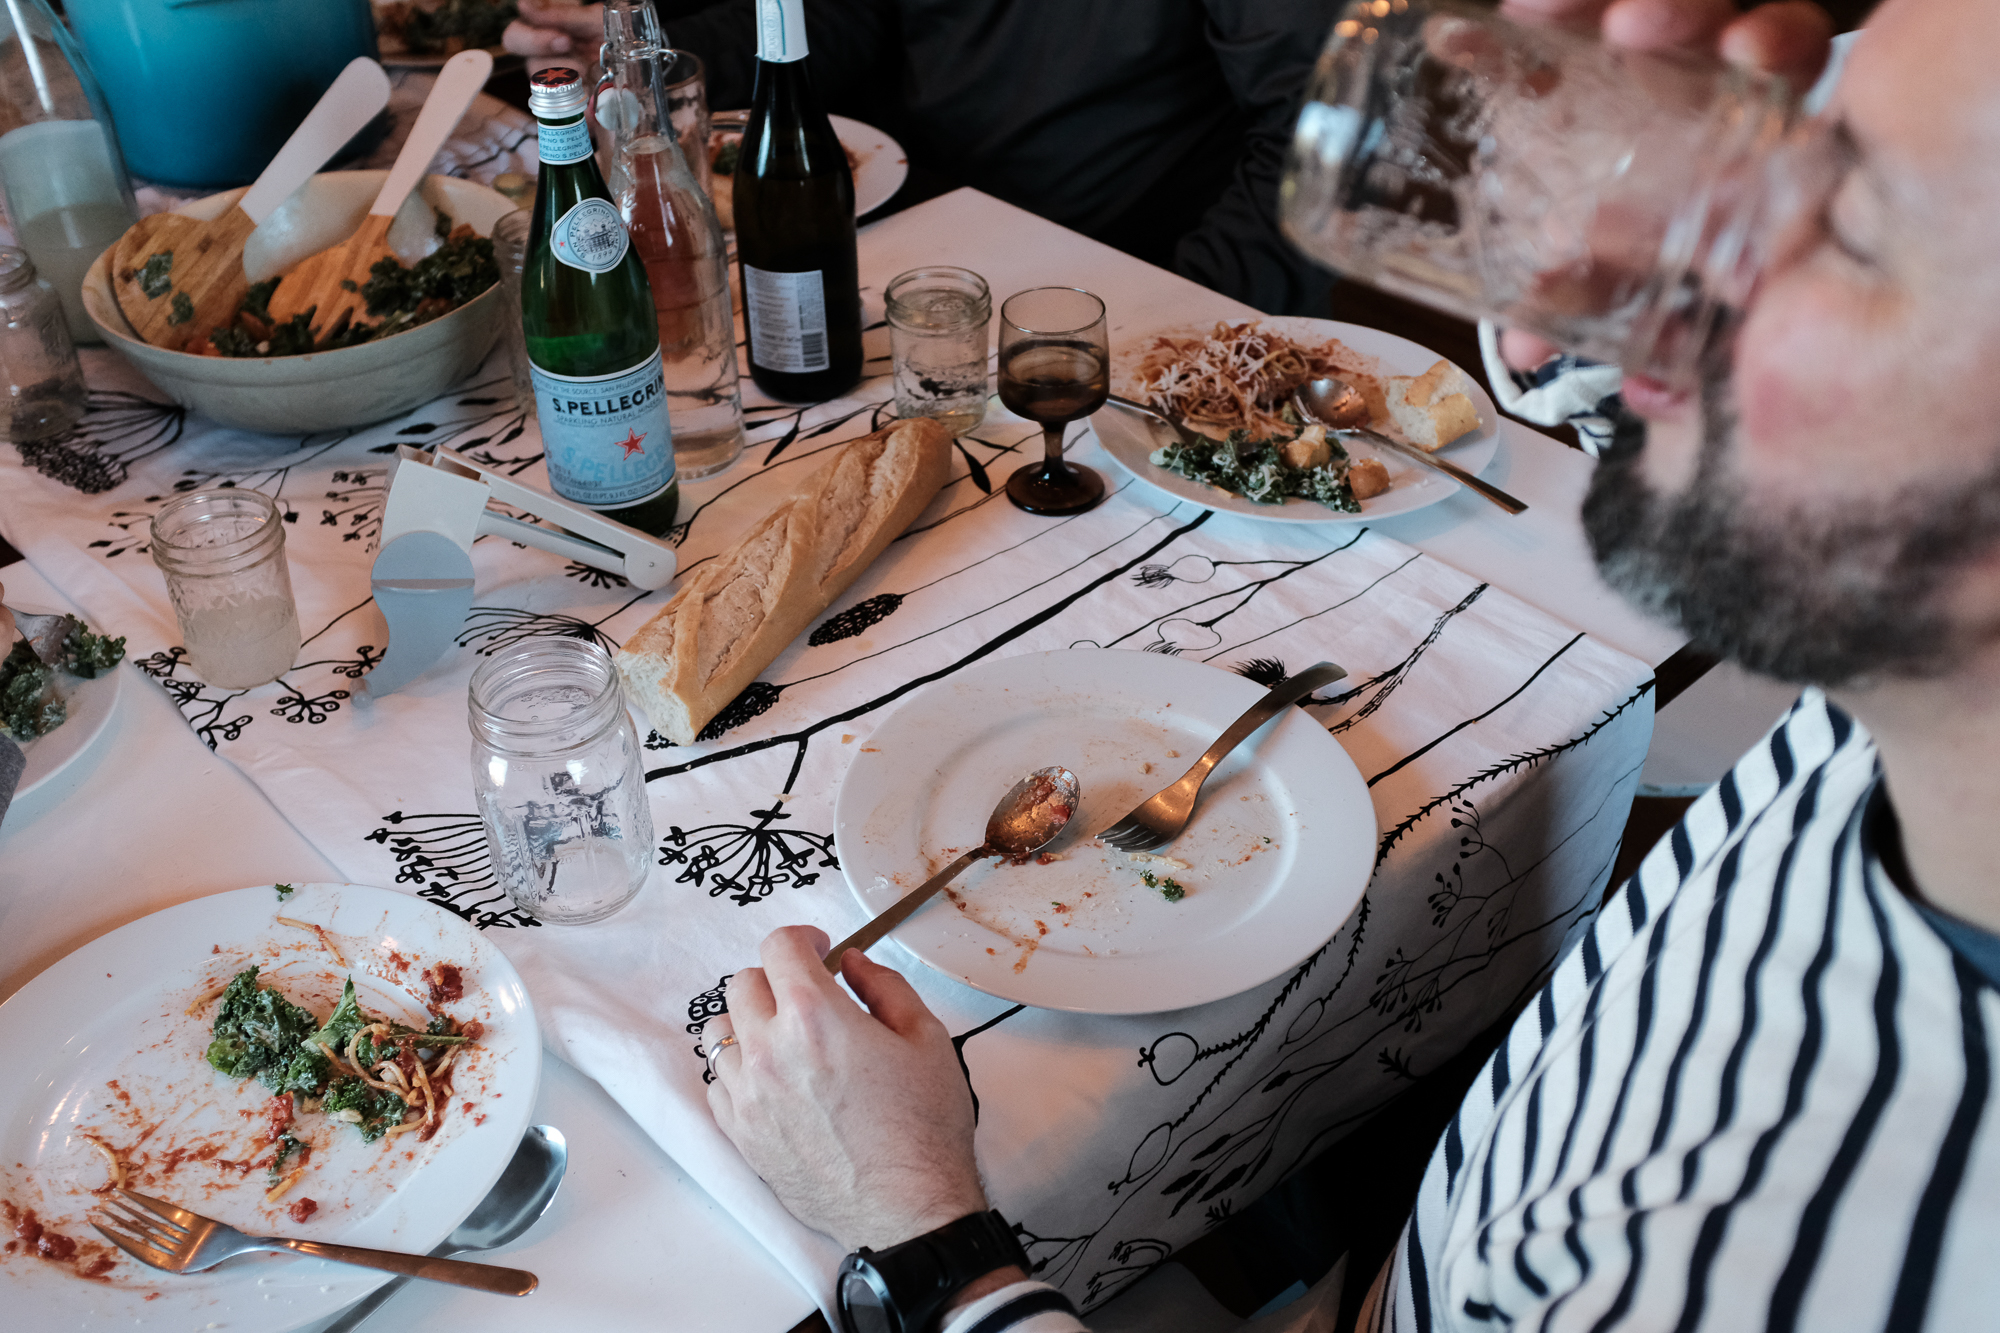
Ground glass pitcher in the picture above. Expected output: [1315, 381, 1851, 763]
[0, 0, 138, 345]
[596, 0, 744, 479]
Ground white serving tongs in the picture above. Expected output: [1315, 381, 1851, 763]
[365, 445, 677, 696]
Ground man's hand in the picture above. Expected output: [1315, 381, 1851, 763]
[503, 0, 607, 58]
[705, 926, 990, 1253]
[1496, 0, 1835, 377]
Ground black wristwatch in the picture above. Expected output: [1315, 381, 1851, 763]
[835, 1209, 1030, 1333]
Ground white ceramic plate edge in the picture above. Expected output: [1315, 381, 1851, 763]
[10, 604, 127, 800]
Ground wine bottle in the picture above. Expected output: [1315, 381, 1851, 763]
[522, 67, 679, 536]
[734, 0, 862, 402]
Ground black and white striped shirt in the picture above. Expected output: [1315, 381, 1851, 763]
[950, 692, 2000, 1333]
[1370, 690, 2000, 1331]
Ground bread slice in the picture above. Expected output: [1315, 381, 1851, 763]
[616, 417, 953, 744]
[1384, 361, 1480, 451]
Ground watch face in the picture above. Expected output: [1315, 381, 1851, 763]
[839, 1269, 894, 1333]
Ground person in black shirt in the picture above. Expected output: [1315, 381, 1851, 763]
[506, 0, 1340, 314]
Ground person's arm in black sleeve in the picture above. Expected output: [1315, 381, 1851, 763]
[655, 0, 901, 121]
[1173, 0, 1340, 316]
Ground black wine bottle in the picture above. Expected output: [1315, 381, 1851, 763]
[733, 0, 862, 402]
[523, 67, 679, 536]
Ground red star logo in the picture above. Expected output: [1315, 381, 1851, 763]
[614, 428, 647, 459]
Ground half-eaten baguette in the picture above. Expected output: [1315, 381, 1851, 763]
[1384, 361, 1481, 451]
[616, 417, 953, 745]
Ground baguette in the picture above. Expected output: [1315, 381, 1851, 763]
[1384, 360, 1481, 451]
[616, 417, 953, 744]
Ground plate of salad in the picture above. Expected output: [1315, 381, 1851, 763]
[1, 604, 128, 801]
[0, 883, 540, 1330]
[1092, 317, 1503, 525]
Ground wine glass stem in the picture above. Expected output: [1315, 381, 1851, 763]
[1041, 423, 1066, 465]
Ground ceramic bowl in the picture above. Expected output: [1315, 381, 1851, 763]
[84, 171, 514, 434]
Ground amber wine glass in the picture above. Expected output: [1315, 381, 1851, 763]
[996, 287, 1108, 515]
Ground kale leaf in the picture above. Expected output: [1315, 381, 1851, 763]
[359, 233, 498, 322]
[267, 1129, 305, 1186]
[0, 639, 63, 739]
[1149, 430, 1360, 513]
[137, 251, 173, 299]
[273, 977, 379, 1095]
[322, 1076, 410, 1143]
[56, 624, 125, 678]
[206, 968, 322, 1089]
[168, 292, 193, 325]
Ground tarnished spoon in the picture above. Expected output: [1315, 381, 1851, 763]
[825, 766, 1081, 972]
[321, 1124, 568, 1332]
[1292, 377, 1526, 515]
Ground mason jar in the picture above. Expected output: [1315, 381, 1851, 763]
[469, 637, 653, 924]
[0, 247, 86, 441]
[886, 266, 992, 435]
[149, 488, 301, 689]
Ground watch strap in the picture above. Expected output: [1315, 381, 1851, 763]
[838, 1210, 1030, 1333]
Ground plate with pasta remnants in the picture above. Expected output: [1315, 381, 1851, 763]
[834, 650, 1375, 1013]
[0, 882, 540, 1330]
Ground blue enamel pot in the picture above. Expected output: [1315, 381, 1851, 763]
[65, 0, 378, 188]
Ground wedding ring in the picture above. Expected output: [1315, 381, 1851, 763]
[705, 1034, 739, 1077]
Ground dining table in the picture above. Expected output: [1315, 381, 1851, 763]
[0, 73, 1688, 1333]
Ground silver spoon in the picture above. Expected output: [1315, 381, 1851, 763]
[321, 1124, 568, 1332]
[825, 766, 1081, 972]
[1292, 377, 1527, 515]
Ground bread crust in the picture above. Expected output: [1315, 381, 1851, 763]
[1385, 360, 1480, 452]
[616, 417, 954, 744]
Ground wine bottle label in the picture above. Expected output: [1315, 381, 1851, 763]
[743, 265, 830, 374]
[754, 0, 809, 62]
[550, 197, 631, 273]
[538, 117, 593, 166]
[531, 349, 678, 508]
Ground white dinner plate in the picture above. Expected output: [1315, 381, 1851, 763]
[712, 112, 909, 218]
[834, 650, 1375, 1014]
[0, 883, 540, 1330]
[11, 606, 127, 802]
[1093, 317, 1502, 524]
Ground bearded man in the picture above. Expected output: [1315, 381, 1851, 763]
[698, 0, 2000, 1329]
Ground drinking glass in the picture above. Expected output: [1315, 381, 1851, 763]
[886, 266, 991, 435]
[490, 210, 537, 415]
[469, 637, 653, 925]
[1280, 0, 1817, 388]
[149, 489, 301, 690]
[997, 287, 1108, 516]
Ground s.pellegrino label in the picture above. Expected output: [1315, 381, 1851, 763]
[743, 264, 830, 373]
[551, 197, 630, 274]
[531, 349, 676, 507]
[538, 117, 593, 165]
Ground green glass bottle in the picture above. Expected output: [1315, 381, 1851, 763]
[523, 67, 679, 536]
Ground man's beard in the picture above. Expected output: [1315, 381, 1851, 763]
[1582, 382, 2000, 686]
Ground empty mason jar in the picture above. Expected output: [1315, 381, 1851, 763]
[470, 637, 654, 924]
[1281, 0, 1822, 389]
[0, 248, 86, 442]
[886, 266, 991, 435]
[150, 488, 301, 689]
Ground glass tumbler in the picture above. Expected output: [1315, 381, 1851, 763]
[1280, 0, 1818, 388]
[886, 266, 991, 435]
[470, 637, 653, 925]
[491, 210, 537, 415]
[149, 488, 301, 690]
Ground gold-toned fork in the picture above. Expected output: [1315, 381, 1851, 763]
[91, 1188, 538, 1295]
[1095, 661, 1347, 853]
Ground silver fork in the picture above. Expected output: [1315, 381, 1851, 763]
[92, 1188, 539, 1295]
[1096, 661, 1347, 853]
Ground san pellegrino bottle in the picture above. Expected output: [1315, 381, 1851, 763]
[734, 0, 862, 401]
[523, 67, 678, 535]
